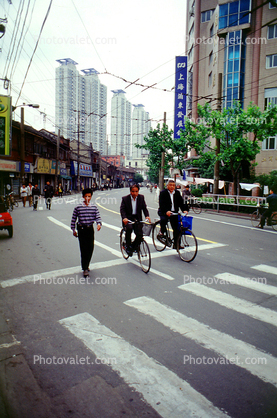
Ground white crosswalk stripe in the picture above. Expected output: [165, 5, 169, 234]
[214, 272, 277, 295]
[178, 282, 277, 327]
[59, 312, 228, 418]
[251, 264, 277, 276]
[124, 296, 277, 388]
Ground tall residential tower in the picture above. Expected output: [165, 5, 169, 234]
[55, 59, 107, 153]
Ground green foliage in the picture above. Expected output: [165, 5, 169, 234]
[133, 173, 144, 183]
[135, 123, 190, 183]
[256, 170, 277, 193]
[180, 101, 277, 193]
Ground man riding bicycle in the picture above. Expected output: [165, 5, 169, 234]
[258, 187, 277, 229]
[158, 180, 189, 249]
[120, 184, 151, 256]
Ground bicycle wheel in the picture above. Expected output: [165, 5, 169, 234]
[192, 203, 202, 214]
[138, 239, 151, 273]
[14, 200, 19, 208]
[120, 229, 129, 260]
[271, 212, 277, 231]
[152, 221, 166, 252]
[177, 229, 198, 262]
[251, 210, 261, 227]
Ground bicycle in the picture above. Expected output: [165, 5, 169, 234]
[185, 197, 202, 214]
[251, 207, 277, 231]
[120, 220, 152, 273]
[4, 192, 19, 212]
[152, 213, 198, 262]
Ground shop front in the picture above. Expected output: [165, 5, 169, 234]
[71, 161, 92, 190]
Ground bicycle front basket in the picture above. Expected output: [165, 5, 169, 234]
[178, 214, 193, 234]
[142, 222, 153, 236]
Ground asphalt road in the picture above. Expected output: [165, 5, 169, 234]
[0, 187, 276, 418]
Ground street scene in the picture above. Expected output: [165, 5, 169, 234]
[1, 0, 277, 417]
[0, 188, 276, 417]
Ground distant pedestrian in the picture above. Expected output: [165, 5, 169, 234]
[58, 182, 63, 198]
[71, 188, 102, 278]
[27, 182, 33, 207]
[32, 184, 40, 211]
[44, 181, 54, 210]
[20, 184, 27, 207]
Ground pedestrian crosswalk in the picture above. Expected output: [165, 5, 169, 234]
[59, 264, 277, 418]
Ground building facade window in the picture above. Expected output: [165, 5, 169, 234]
[209, 51, 213, 65]
[210, 24, 214, 38]
[262, 137, 277, 150]
[219, 0, 251, 30]
[269, 2, 276, 8]
[266, 54, 277, 68]
[201, 9, 215, 23]
[208, 71, 213, 87]
[268, 24, 277, 39]
[223, 30, 246, 109]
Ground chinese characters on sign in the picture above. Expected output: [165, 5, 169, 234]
[0, 95, 11, 156]
[174, 56, 187, 139]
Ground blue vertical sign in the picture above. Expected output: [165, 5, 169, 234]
[174, 56, 187, 139]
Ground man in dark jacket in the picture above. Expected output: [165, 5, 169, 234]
[32, 184, 40, 211]
[158, 179, 189, 249]
[44, 181, 54, 210]
[120, 184, 151, 256]
[259, 187, 277, 228]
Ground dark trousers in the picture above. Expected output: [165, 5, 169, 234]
[33, 195, 39, 210]
[160, 214, 179, 246]
[124, 216, 143, 250]
[77, 224, 94, 270]
[45, 197, 52, 209]
[261, 208, 273, 227]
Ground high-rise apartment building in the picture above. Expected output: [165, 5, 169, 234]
[185, 0, 277, 174]
[110, 90, 131, 158]
[55, 59, 107, 153]
[132, 104, 151, 159]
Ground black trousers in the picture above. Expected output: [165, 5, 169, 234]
[77, 224, 94, 270]
[160, 214, 179, 246]
[124, 215, 143, 249]
[261, 208, 273, 227]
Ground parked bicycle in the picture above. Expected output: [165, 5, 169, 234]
[251, 207, 277, 231]
[4, 192, 19, 211]
[120, 220, 152, 273]
[152, 213, 198, 262]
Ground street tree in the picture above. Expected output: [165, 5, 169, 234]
[135, 123, 189, 183]
[133, 173, 144, 184]
[180, 101, 277, 194]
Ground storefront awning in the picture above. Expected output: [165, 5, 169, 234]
[60, 175, 71, 180]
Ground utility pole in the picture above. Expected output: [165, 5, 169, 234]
[214, 73, 222, 195]
[159, 112, 166, 191]
[55, 129, 60, 192]
[20, 106, 25, 185]
[77, 111, 80, 192]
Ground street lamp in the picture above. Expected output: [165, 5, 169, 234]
[12, 103, 40, 184]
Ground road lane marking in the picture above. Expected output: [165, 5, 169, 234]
[59, 312, 228, 418]
[214, 272, 277, 296]
[178, 283, 277, 327]
[251, 264, 277, 276]
[0, 260, 126, 288]
[124, 296, 277, 388]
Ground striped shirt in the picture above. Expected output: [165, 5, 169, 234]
[71, 202, 102, 231]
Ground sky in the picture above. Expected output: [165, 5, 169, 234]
[0, 0, 187, 142]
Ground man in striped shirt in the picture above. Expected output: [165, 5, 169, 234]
[71, 188, 102, 277]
